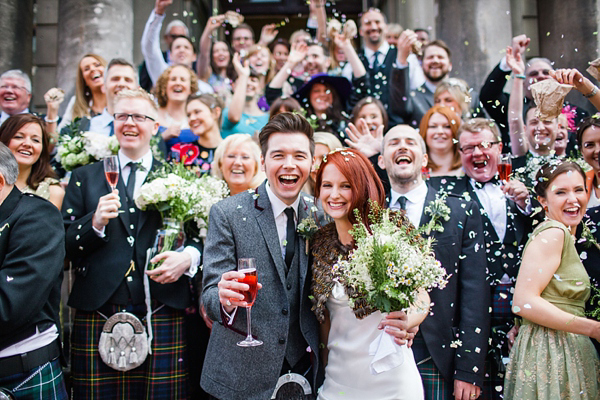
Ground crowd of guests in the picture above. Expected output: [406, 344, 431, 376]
[2, 0, 600, 399]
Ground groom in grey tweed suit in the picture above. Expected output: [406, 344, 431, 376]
[201, 113, 321, 399]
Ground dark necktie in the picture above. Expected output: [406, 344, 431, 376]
[108, 120, 114, 136]
[126, 162, 139, 203]
[473, 176, 500, 190]
[372, 51, 380, 72]
[284, 207, 296, 270]
[397, 196, 407, 211]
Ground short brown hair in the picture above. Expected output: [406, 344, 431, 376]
[186, 93, 225, 127]
[423, 40, 452, 62]
[153, 65, 199, 108]
[258, 112, 315, 157]
[576, 115, 600, 150]
[534, 160, 586, 198]
[457, 117, 501, 141]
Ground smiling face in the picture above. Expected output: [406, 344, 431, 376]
[554, 116, 569, 156]
[356, 103, 384, 133]
[525, 60, 553, 99]
[80, 56, 105, 91]
[114, 97, 158, 159]
[360, 10, 386, 47]
[166, 66, 192, 103]
[379, 126, 428, 189]
[232, 28, 254, 52]
[434, 91, 461, 114]
[222, 141, 257, 193]
[186, 99, 219, 136]
[459, 128, 502, 182]
[319, 163, 353, 222]
[171, 37, 196, 67]
[425, 112, 454, 154]
[309, 83, 333, 114]
[248, 47, 270, 75]
[105, 65, 137, 108]
[539, 171, 587, 228]
[212, 41, 231, 69]
[262, 132, 312, 205]
[581, 126, 600, 173]
[303, 45, 330, 77]
[272, 43, 289, 70]
[0, 76, 31, 116]
[525, 107, 557, 155]
[7, 122, 43, 168]
[422, 45, 452, 83]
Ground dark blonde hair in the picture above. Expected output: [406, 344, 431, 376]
[74, 54, 107, 119]
[186, 93, 225, 126]
[153, 65, 199, 108]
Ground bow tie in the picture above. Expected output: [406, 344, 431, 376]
[472, 176, 499, 190]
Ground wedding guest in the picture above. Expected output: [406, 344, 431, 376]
[434, 78, 483, 120]
[554, 114, 569, 157]
[418, 105, 462, 177]
[268, 96, 303, 120]
[211, 133, 265, 195]
[577, 116, 600, 208]
[303, 131, 343, 196]
[0, 143, 67, 399]
[197, 15, 233, 100]
[153, 65, 199, 145]
[63, 88, 201, 398]
[350, 96, 389, 136]
[0, 70, 32, 126]
[0, 114, 64, 209]
[311, 148, 428, 399]
[378, 125, 489, 400]
[270, 38, 290, 74]
[505, 160, 600, 399]
[168, 93, 224, 172]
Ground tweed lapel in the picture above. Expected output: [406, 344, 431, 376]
[297, 194, 312, 285]
[254, 183, 288, 284]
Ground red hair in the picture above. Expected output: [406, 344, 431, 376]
[314, 148, 385, 227]
[418, 105, 462, 172]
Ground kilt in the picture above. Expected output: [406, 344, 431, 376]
[490, 283, 513, 325]
[70, 303, 189, 399]
[413, 334, 453, 400]
[0, 358, 67, 400]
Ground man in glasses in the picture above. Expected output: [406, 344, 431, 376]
[0, 70, 32, 126]
[430, 118, 533, 400]
[62, 88, 201, 398]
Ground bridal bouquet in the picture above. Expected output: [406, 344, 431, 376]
[334, 202, 447, 314]
[135, 162, 229, 236]
[57, 123, 119, 171]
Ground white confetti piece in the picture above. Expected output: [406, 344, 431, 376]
[524, 304, 532, 309]
[512, 306, 521, 313]
[6, 276, 13, 282]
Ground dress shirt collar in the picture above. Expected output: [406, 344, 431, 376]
[1, 109, 29, 125]
[265, 182, 300, 220]
[364, 41, 390, 61]
[423, 80, 437, 95]
[390, 181, 428, 208]
[118, 149, 153, 172]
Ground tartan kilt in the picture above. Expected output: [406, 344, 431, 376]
[417, 357, 453, 400]
[490, 283, 514, 325]
[0, 358, 67, 400]
[70, 303, 189, 399]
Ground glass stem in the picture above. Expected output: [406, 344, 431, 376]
[245, 306, 253, 341]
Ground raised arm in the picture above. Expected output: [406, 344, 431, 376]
[551, 68, 600, 112]
[141, 0, 171, 85]
[309, 0, 328, 44]
[513, 227, 600, 340]
[268, 42, 307, 90]
[506, 46, 528, 156]
[258, 23, 279, 47]
[227, 53, 250, 125]
[197, 14, 226, 82]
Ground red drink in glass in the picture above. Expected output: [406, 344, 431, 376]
[498, 163, 512, 182]
[239, 268, 258, 306]
[105, 171, 119, 189]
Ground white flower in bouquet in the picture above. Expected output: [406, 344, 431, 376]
[82, 131, 116, 160]
[57, 129, 119, 171]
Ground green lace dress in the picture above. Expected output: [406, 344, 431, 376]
[504, 220, 600, 399]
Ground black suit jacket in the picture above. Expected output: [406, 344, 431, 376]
[397, 185, 490, 387]
[62, 159, 200, 311]
[0, 188, 65, 349]
[389, 66, 434, 128]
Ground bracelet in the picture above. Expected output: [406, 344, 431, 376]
[514, 74, 526, 80]
[584, 85, 599, 98]
[44, 115, 59, 123]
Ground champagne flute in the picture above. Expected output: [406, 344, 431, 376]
[498, 153, 512, 183]
[104, 155, 119, 191]
[237, 258, 262, 347]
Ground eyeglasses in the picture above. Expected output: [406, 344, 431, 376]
[0, 85, 28, 92]
[113, 113, 155, 123]
[459, 141, 500, 154]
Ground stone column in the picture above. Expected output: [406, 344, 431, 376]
[56, 0, 134, 106]
[436, 0, 513, 92]
[0, 0, 34, 74]
[537, 0, 600, 111]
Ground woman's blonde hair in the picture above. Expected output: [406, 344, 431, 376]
[153, 65, 199, 108]
[74, 53, 107, 119]
[211, 134, 265, 189]
[314, 131, 343, 151]
[434, 78, 472, 117]
[245, 44, 276, 84]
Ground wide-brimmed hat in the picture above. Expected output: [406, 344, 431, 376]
[293, 73, 352, 104]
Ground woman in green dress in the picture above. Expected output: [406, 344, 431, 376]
[505, 160, 600, 399]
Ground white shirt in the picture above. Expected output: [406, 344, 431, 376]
[0, 326, 58, 358]
[389, 181, 428, 228]
[0, 108, 29, 125]
[589, 187, 600, 209]
[89, 108, 114, 136]
[364, 41, 390, 70]
[93, 149, 200, 274]
[141, 11, 170, 85]
[470, 179, 507, 241]
[265, 182, 300, 260]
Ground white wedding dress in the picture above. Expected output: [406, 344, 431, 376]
[317, 282, 425, 400]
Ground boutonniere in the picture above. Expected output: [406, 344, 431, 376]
[579, 218, 600, 252]
[298, 212, 319, 254]
[421, 192, 451, 235]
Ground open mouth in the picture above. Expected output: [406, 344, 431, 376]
[173, 86, 184, 93]
[534, 133, 551, 144]
[472, 159, 488, 170]
[327, 201, 347, 210]
[564, 205, 580, 217]
[395, 154, 412, 165]
[231, 169, 245, 175]
[122, 131, 139, 137]
[18, 149, 32, 156]
[3, 96, 16, 101]
[279, 174, 299, 186]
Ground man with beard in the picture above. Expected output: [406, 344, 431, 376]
[0, 70, 32, 126]
[357, 8, 424, 126]
[389, 39, 453, 128]
[378, 124, 489, 400]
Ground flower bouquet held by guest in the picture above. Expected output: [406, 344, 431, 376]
[311, 148, 444, 399]
[168, 93, 224, 172]
[0, 114, 65, 209]
[210, 133, 266, 196]
[505, 160, 600, 399]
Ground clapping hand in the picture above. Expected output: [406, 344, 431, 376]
[286, 42, 309, 68]
[344, 118, 384, 158]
